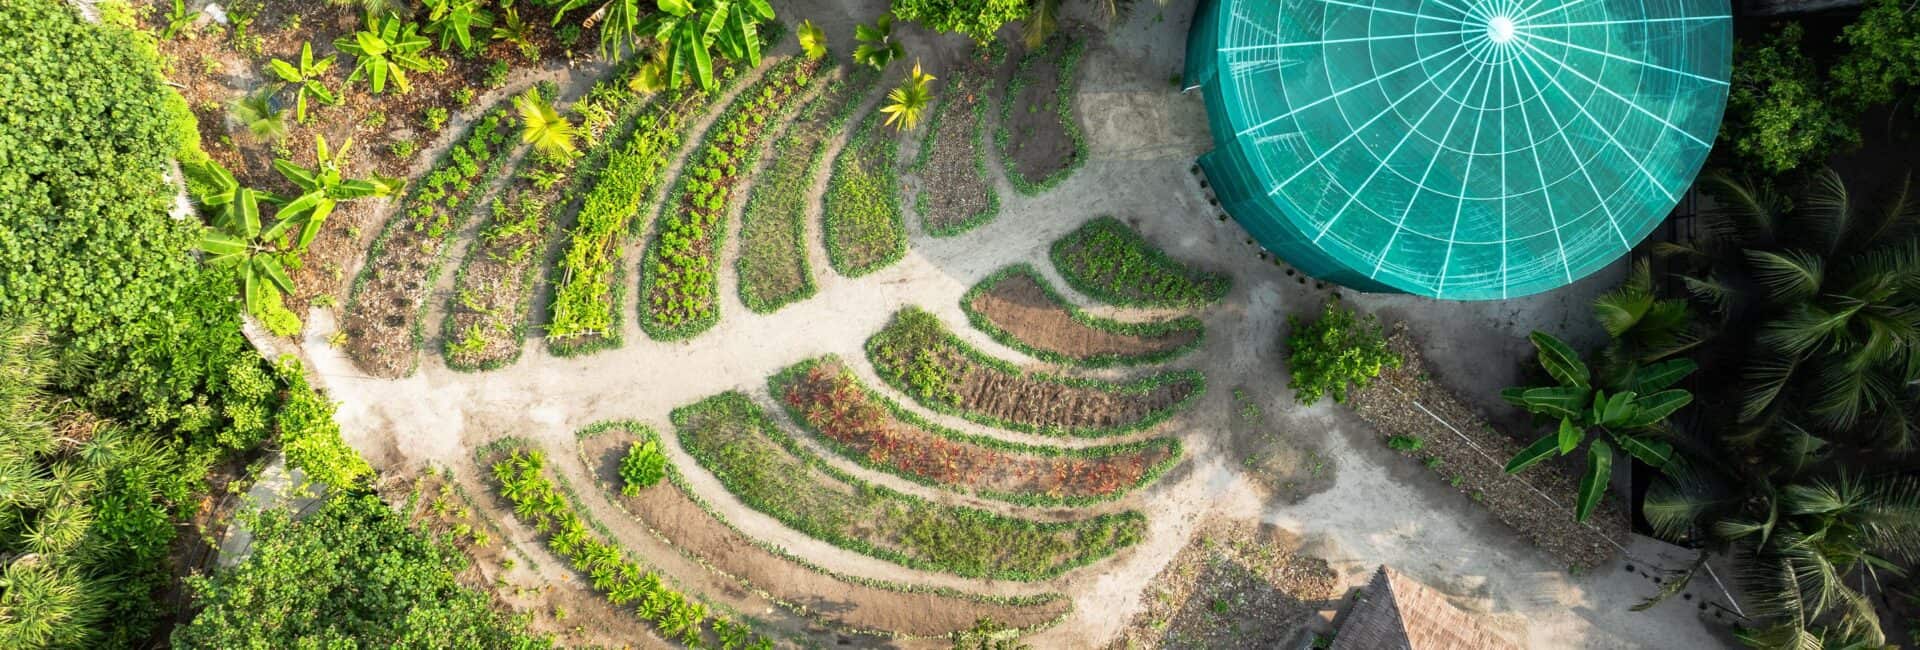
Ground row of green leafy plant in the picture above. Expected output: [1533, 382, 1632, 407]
[1049, 216, 1231, 309]
[444, 66, 660, 370]
[996, 34, 1085, 195]
[672, 392, 1147, 581]
[823, 106, 909, 277]
[963, 264, 1206, 367]
[911, 48, 1002, 237]
[489, 442, 773, 648]
[546, 66, 751, 355]
[640, 55, 824, 340]
[346, 104, 514, 372]
[577, 421, 1074, 640]
[771, 357, 1182, 507]
[737, 67, 881, 312]
[867, 306, 1206, 437]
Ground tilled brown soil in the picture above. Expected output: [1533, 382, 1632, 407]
[1108, 518, 1339, 649]
[955, 366, 1195, 433]
[579, 429, 1072, 638]
[1346, 328, 1629, 570]
[969, 272, 1199, 363]
[1002, 36, 1080, 187]
[915, 57, 995, 234]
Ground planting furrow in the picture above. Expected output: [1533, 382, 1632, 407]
[772, 357, 1182, 506]
[671, 392, 1146, 581]
[1050, 216, 1232, 309]
[911, 49, 1001, 236]
[998, 33, 1087, 195]
[822, 104, 907, 277]
[545, 66, 759, 356]
[866, 306, 1204, 437]
[736, 68, 880, 313]
[575, 422, 1074, 638]
[639, 56, 824, 340]
[483, 440, 777, 648]
[444, 66, 658, 371]
[963, 263, 1204, 366]
[344, 104, 515, 378]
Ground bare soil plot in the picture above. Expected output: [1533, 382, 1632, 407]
[577, 425, 1073, 638]
[912, 51, 999, 236]
[672, 392, 1146, 581]
[867, 307, 1203, 437]
[965, 264, 1203, 366]
[998, 34, 1086, 194]
[773, 358, 1181, 506]
[1108, 518, 1339, 650]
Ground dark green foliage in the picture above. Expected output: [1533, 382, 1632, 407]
[1834, 0, 1920, 112]
[738, 68, 874, 312]
[890, 0, 1028, 45]
[1386, 435, 1424, 452]
[174, 493, 546, 649]
[1050, 217, 1231, 309]
[1283, 299, 1399, 406]
[619, 440, 667, 495]
[1719, 24, 1857, 177]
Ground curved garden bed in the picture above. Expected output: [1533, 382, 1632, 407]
[737, 68, 880, 312]
[964, 264, 1203, 366]
[772, 357, 1181, 506]
[1049, 216, 1231, 309]
[911, 48, 1000, 236]
[640, 56, 823, 340]
[997, 34, 1086, 195]
[823, 107, 906, 277]
[576, 422, 1073, 638]
[866, 307, 1204, 437]
[672, 392, 1145, 581]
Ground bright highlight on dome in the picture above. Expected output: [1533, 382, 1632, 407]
[1185, 0, 1732, 299]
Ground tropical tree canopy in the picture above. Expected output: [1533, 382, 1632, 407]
[890, 0, 1027, 45]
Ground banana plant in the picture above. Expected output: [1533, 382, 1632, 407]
[267, 42, 338, 123]
[853, 12, 905, 70]
[640, 0, 776, 91]
[1502, 331, 1696, 521]
[193, 182, 298, 317]
[333, 14, 443, 94]
[272, 135, 402, 249]
[423, 0, 493, 53]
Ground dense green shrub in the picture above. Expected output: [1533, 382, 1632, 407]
[175, 493, 547, 648]
[1283, 299, 1400, 405]
[1835, 0, 1920, 112]
[890, 0, 1027, 45]
[1719, 24, 1857, 177]
[620, 439, 668, 495]
[272, 359, 374, 490]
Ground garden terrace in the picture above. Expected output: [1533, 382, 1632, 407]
[1050, 216, 1232, 309]
[545, 65, 751, 356]
[910, 48, 1001, 237]
[671, 392, 1146, 581]
[964, 264, 1204, 367]
[640, 56, 823, 340]
[575, 422, 1074, 637]
[1348, 330, 1630, 570]
[772, 357, 1182, 506]
[484, 441, 774, 648]
[998, 33, 1087, 195]
[736, 69, 880, 313]
[865, 307, 1204, 437]
[822, 105, 907, 277]
[345, 104, 514, 378]
[444, 67, 658, 371]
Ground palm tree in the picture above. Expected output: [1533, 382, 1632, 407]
[514, 90, 577, 159]
[230, 89, 287, 142]
[1663, 169, 1920, 453]
[798, 19, 828, 61]
[882, 62, 936, 131]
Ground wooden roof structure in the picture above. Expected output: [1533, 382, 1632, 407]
[1331, 566, 1520, 650]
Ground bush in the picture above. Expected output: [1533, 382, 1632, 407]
[1049, 217, 1230, 309]
[890, 0, 1027, 45]
[1720, 24, 1857, 177]
[1387, 435, 1424, 452]
[1284, 299, 1400, 405]
[620, 440, 668, 495]
[1835, 0, 1920, 112]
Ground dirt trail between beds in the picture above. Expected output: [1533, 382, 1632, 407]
[297, 1, 1726, 647]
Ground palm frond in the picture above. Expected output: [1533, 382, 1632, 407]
[1741, 355, 1800, 422]
[1801, 167, 1853, 255]
[1746, 249, 1826, 304]
[1702, 171, 1783, 245]
[1682, 272, 1740, 315]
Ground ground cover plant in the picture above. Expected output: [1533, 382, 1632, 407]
[640, 56, 824, 340]
[824, 106, 908, 277]
[867, 307, 1204, 437]
[546, 65, 751, 356]
[737, 69, 881, 312]
[911, 49, 1001, 236]
[998, 33, 1086, 194]
[345, 104, 514, 377]
[488, 442, 772, 648]
[445, 66, 660, 370]
[1050, 216, 1231, 308]
[773, 357, 1182, 506]
[575, 422, 1076, 638]
[963, 264, 1204, 366]
[672, 392, 1146, 580]
[1283, 298, 1399, 405]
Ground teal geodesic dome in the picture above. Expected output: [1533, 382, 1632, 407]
[1186, 0, 1731, 299]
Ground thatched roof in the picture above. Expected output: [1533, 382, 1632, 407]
[1331, 566, 1520, 650]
